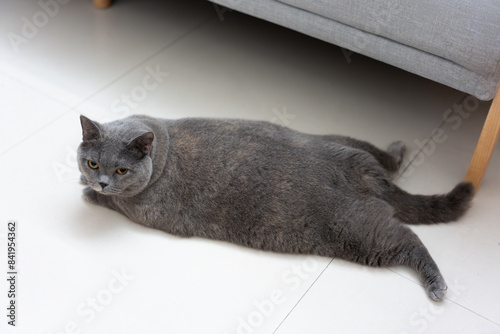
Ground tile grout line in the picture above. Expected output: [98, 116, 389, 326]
[272, 258, 334, 334]
[0, 15, 217, 159]
[69, 14, 217, 111]
[386, 268, 500, 327]
[0, 71, 75, 111]
[395, 119, 447, 182]
[444, 297, 500, 327]
[0, 111, 70, 158]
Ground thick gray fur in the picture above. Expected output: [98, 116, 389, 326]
[77, 115, 474, 301]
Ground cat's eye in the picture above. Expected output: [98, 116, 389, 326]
[116, 168, 129, 175]
[88, 160, 99, 169]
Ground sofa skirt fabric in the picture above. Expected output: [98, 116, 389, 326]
[209, 0, 500, 100]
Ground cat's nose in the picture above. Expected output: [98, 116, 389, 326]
[99, 182, 108, 189]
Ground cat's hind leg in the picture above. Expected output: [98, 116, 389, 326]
[387, 140, 406, 169]
[356, 218, 446, 300]
[370, 220, 447, 300]
[320, 135, 405, 175]
[328, 199, 447, 301]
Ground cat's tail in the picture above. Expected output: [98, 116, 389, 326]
[383, 182, 474, 225]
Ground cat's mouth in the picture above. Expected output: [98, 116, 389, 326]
[91, 183, 122, 195]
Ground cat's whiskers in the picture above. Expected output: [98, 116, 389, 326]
[107, 188, 122, 194]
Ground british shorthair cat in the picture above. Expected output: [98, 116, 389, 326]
[77, 115, 474, 301]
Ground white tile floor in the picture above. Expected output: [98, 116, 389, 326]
[0, 1, 499, 333]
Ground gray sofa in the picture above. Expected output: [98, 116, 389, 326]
[98, 0, 500, 191]
[211, 0, 500, 101]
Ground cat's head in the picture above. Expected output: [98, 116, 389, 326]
[77, 115, 155, 197]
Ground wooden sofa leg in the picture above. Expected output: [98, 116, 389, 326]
[94, 0, 112, 9]
[465, 86, 500, 192]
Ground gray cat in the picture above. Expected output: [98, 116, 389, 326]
[77, 115, 474, 301]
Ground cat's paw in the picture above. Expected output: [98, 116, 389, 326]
[82, 186, 98, 204]
[425, 275, 447, 301]
[80, 174, 88, 185]
[388, 140, 406, 166]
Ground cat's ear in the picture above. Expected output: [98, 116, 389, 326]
[127, 132, 154, 157]
[80, 115, 102, 141]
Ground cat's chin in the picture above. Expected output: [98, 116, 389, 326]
[99, 189, 121, 196]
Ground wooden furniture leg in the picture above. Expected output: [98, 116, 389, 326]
[94, 0, 112, 9]
[465, 85, 500, 192]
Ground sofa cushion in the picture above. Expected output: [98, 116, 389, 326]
[277, 0, 500, 80]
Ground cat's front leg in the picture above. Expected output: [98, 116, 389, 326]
[82, 186, 117, 211]
[82, 186, 98, 204]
